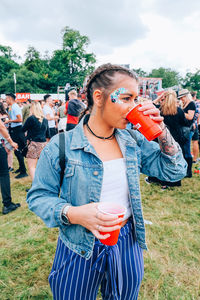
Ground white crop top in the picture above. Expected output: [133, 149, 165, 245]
[100, 158, 132, 220]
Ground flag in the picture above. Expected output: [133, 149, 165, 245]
[13, 73, 16, 84]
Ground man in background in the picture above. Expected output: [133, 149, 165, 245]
[43, 94, 59, 138]
[64, 89, 85, 131]
[5, 93, 28, 179]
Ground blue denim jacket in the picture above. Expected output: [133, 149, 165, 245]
[27, 116, 187, 259]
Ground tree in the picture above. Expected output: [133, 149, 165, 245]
[148, 67, 181, 88]
[50, 27, 96, 87]
[0, 67, 42, 94]
[0, 44, 19, 82]
[183, 70, 200, 95]
[24, 46, 43, 73]
[132, 68, 148, 77]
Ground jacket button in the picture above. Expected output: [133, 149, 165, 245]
[81, 250, 86, 255]
[93, 171, 99, 176]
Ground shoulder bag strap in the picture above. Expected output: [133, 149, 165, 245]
[59, 132, 65, 187]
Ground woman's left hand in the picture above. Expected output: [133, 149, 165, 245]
[138, 101, 164, 125]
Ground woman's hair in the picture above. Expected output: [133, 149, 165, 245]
[85, 63, 138, 111]
[30, 101, 44, 122]
[160, 90, 178, 116]
[0, 102, 7, 115]
[68, 90, 78, 99]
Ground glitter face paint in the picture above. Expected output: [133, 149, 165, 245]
[110, 88, 129, 104]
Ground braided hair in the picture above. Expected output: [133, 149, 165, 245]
[85, 63, 138, 111]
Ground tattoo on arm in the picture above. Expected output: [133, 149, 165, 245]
[158, 125, 179, 156]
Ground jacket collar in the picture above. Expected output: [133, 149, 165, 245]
[70, 114, 137, 150]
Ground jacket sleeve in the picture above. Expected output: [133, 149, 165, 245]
[26, 137, 70, 228]
[133, 130, 187, 182]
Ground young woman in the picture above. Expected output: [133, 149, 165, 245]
[22, 102, 50, 180]
[178, 89, 196, 177]
[27, 64, 187, 300]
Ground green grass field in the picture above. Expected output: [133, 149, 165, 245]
[0, 159, 200, 300]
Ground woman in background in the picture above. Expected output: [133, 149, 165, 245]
[22, 101, 50, 180]
[178, 89, 196, 177]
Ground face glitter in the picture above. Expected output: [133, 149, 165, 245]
[110, 88, 129, 104]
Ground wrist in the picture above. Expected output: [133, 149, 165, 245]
[160, 122, 166, 131]
[67, 206, 78, 225]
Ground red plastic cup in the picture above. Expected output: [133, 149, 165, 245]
[97, 203, 126, 246]
[126, 104, 162, 141]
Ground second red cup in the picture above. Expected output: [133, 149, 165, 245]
[97, 202, 126, 246]
[126, 104, 162, 141]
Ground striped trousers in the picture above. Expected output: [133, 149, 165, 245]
[49, 219, 144, 300]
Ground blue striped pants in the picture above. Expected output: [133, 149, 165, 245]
[48, 219, 144, 300]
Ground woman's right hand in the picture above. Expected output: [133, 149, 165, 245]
[68, 203, 123, 240]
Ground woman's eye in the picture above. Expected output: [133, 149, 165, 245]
[122, 97, 131, 101]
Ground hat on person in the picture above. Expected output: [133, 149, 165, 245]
[177, 89, 190, 98]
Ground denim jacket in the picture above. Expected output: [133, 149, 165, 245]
[27, 115, 187, 259]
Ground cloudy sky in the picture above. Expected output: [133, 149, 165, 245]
[0, 0, 200, 75]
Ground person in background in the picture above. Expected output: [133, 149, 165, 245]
[22, 102, 50, 180]
[64, 89, 85, 131]
[57, 100, 67, 132]
[43, 94, 59, 138]
[148, 90, 190, 188]
[22, 98, 32, 124]
[191, 91, 200, 163]
[0, 102, 13, 171]
[5, 93, 28, 179]
[0, 119, 20, 214]
[178, 89, 196, 177]
[27, 64, 186, 300]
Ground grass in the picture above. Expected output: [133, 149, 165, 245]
[0, 159, 200, 300]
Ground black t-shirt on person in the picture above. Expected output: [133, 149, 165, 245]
[22, 115, 50, 142]
[183, 101, 196, 126]
[162, 107, 190, 145]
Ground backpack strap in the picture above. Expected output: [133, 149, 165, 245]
[59, 132, 66, 187]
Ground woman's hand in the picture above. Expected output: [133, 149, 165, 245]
[138, 101, 164, 126]
[68, 203, 123, 240]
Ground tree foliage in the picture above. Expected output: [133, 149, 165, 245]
[0, 28, 199, 96]
[148, 67, 181, 88]
[0, 27, 96, 94]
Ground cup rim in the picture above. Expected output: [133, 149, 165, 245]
[97, 203, 127, 216]
[126, 104, 141, 118]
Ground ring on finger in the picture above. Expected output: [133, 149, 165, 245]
[97, 225, 101, 231]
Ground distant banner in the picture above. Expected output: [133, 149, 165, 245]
[16, 93, 31, 102]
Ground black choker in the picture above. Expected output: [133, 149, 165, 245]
[86, 123, 115, 140]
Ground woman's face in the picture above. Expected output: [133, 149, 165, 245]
[99, 74, 138, 129]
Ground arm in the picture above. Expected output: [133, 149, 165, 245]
[157, 124, 179, 156]
[185, 110, 195, 120]
[27, 139, 121, 240]
[136, 102, 187, 181]
[0, 120, 18, 150]
[5, 113, 22, 124]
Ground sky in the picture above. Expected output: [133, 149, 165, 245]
[0, 0, 200, 75]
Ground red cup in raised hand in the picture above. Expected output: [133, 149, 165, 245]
[126, 104, 162, 141]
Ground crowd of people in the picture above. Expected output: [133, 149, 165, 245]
[0, 90, 85, 214]
[0, 64, 199, 299]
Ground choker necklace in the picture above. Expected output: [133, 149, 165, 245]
[86, 123, 116, 140]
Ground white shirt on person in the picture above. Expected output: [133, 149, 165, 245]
[43, 104, 55, 128]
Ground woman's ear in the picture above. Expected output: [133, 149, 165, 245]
[93, 89, 104, 108]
